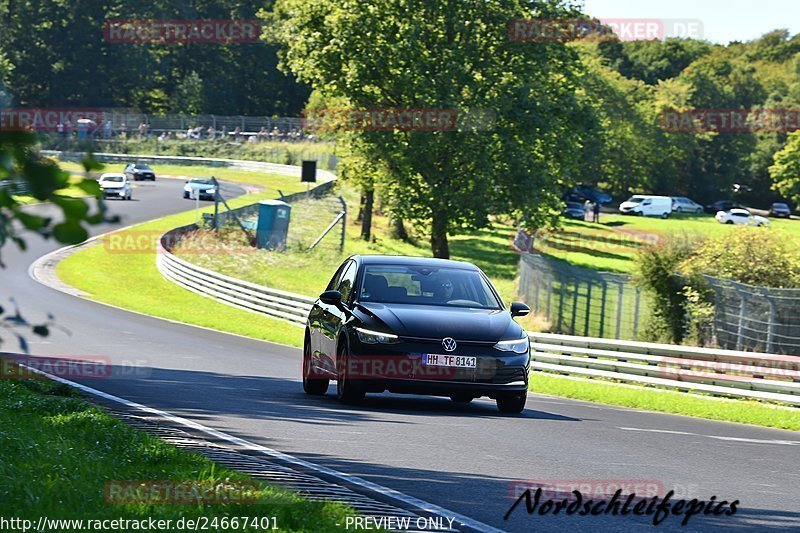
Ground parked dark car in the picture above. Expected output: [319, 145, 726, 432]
[124, 163, 156, 181]
[769, 202, 792, 218]
[569, 184, 612, 205]
[303, 255, 532, 413]
[563, 201, 586, 220]
[704, 200, 735, 214]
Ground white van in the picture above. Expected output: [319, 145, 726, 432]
[618, 195, 672, 218]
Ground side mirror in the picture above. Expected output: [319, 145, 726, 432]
[510, 302, 530, 318]
[320, 290, 343, 306]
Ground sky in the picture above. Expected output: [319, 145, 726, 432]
[582, 0, 800, 44]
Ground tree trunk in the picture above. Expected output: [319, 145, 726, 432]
[430, 211, 449, 259]
[360, 189, 373, 240]
[356, 193, 365, 223]
[390, 215, 408, 241]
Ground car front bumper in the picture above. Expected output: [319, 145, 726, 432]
[339, 339, 531, 398]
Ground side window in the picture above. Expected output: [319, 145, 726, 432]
[337, 261, 357, 302]
[326, 263, 348, 291]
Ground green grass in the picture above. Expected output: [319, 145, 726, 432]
[56, 189, 305, 348]
[0, 375, 354, 529]
[532, 372, 800, 431]
[543, 214, 800, 273]
[12, 175, 92, 204]
[57, 161, 309, 194]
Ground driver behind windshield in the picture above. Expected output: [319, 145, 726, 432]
[434, 277, 454, 303]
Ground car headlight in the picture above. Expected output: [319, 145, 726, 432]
[355, 327, 401, 345]
[493, 337, 530, 354]
[206, 188, 216, 194]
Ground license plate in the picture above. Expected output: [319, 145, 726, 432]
[422, 354, 477, 368]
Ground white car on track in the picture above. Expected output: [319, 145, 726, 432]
[98, 173, 132, 200]
[715, 208, 769, 227]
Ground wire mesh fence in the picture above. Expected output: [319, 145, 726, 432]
[210, 181, 345, 254]
[518, 252, 649, 340]
[705, 276, 800, 355]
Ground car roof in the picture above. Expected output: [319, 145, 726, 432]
[100, 173, 125, 178]
[355, 255, 479, 270]
[730, 208, 750, 214]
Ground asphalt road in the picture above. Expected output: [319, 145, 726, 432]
[2, 177, 799, 532]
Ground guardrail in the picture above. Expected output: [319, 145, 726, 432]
[41, 150, 337, 183]
[156, 224, 315, 325]
[530, 332, 800, 405]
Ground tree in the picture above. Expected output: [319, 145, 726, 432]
[769, 130, 800, 205]
[268, 0, 585, 258]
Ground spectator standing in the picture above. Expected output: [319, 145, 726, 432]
[233, 126, 241, 142]
[583, 200, 591, 221]
[593, 201, 601, 223]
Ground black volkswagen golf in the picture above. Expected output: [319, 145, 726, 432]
[303, 255, 532, 413]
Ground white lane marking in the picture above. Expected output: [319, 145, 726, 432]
[618, 427, 695, 436]
[706, 436, 800, 446]
[21, 364, 503, 533]
[618, 427, 800, 446]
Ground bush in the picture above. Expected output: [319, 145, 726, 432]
[679, 227, 800, 288]
[634, 235, 697, 343]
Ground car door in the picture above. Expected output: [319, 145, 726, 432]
[317, 260, 356, 365]
[309, 262, 347, 361]
[732, 212, 749, 225]
[327, 260, 358, 358]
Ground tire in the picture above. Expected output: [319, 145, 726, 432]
[661, 212, 669, 219]
[676, 207, 683, 213]
[726, 221, 734, 225]
[696, 208, 703, 214]
[303, 334, 329, 395]
[497, 393, 527, 414]
[450, 394, 474, 403]
[336, 339, 365, 404]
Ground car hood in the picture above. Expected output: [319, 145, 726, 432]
[619, 201, 639, 209]
[357, 302, 522, 341]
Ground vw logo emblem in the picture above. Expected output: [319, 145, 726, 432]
[442, 337, 457, 352]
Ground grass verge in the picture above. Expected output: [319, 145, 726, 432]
[531, 372, 800, 431]
[0, 374, 353, 529]
[56, 189, 305, 348]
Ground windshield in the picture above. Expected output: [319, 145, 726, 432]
[134, 164, 151, 170]
[774, 203, 789, 209]
[358, 265, 502, 310]
[628, 196, 645, 203]
[102, 176, 124, 182]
